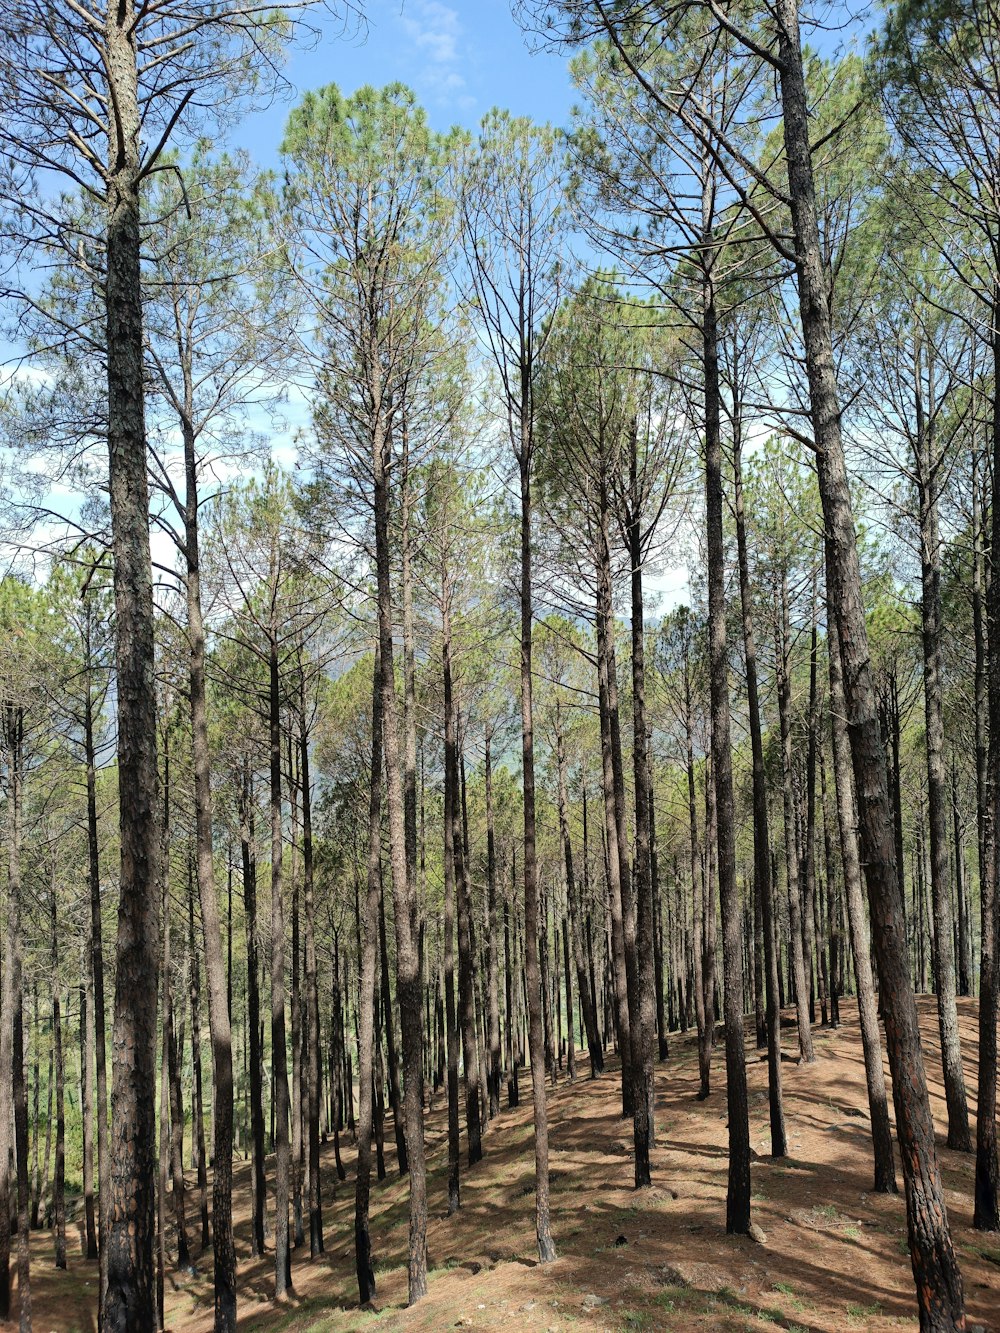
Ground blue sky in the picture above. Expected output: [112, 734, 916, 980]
[229, 1, 576, 165]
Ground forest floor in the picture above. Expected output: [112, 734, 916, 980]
[20, 996, 1000, 1333]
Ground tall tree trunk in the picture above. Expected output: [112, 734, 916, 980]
[917, 404, 972, 1151]
[733, 424, 786, 1158]
[12, 890, 30, 1333]
[50, 866, 66, 1270]
[241, 770, 266, 1259]
[702, 259, 750, 1234]
[1, 710, 29, 1326]
[182, 414, 236, 1327]
[556, 712, 602, 1077]
[355, 648, 382, 1303]
[103, 0, 162, 1321]
[297, 672, 324, 1255]
[442, 652, 462, 1209]
[596, 556, 635, 1119]
[627, 423, 656, 1178]
[484, 731, 504, 1115]
[518, 454, 556, 1262]
[649, 751, 669, 1061]
[378, 870, 406, 1174]
[84, 671, 109, 1309]
[81, 966, 98, 1261]
[157, 774, 172, 1332]
[827, 614, 897, 1194]
[776, 2, 964, 1317]
[974, 282, 1000, 1231]
[167, 920, 190, 1271]
[802, 614, 821, 1026]
[188, 885, 209, 1252]
[373, 414, 428, 1303]
[504, 871, 519, 1109]
[446, 685, 482, 1163]
[776, 584, 814, 1062]
[269, 636, 292, 1299]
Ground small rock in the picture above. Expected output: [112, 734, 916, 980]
[522, 1302, 536, 1313]
[582, 1293, 608, 1309]
[748, 1222, 768, 1246]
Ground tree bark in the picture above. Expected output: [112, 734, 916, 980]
[102, 1, 162, 1323]
[484, 731, 504, 1115]
[180, 403, 237, 1326]
[627, 421, 657, 1177]
[373, 409, 429, 1302]
[518, 454, 557, 1262]
[702, 262, 750, 1234]
[776, 583, 814, 1063]
[297, 671, 324, 1255]
[84, 666, 110, 1311]
[240, 769, 266, 1259]
[733, 424, 786, 1158]
[355, 648, 382, 1303]
[269, 635, 292, 1299]
[916, 392, 972, 1152]
[827, 614, 897, 1194]
[974, 282, 1000, 1231]
[776, 1, 964, 1318]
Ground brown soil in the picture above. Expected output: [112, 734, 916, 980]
[13, 996, 1000, 1332]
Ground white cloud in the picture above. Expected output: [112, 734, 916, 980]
[401, 0, 461, 64]
[396, 0, 476, 107]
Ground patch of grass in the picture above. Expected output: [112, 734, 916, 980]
[847, 1300, 883, 1320]
[772, 1281, 796, 1297]
[843, 1225, 861, 1240]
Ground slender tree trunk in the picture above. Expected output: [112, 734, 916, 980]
[596, 559, 635, 1119]
[241, 773, 266, 1259]
[733, 426, 786, 1158]
[269, 636, 292, 1299]
[1, 712, 29, 1327]
[355, 648, 382, 1303]
[12, 897, 30, 1333]
[518, 453, 556, 1262]
[296, 674, 324, 1256]
[776, 586, 814, 1063]
[378, 871, 406, 1174]
[157, 790, 171, 1333]
[188, 887, 209, 1253]
[373, 413, 428, 1303]
[702, 259, 750, 1234]
[102, 1, 162, 1320]
[81, 967, 98, 1261]
[442, 654, 462, 1210]
[917, 415, 972, 1151]
[974, 283, 1000, 1231]
[167, 927, 190, 1271]
[827, 614, 897, 1194]
[556, 716, 602, 1077]
[181, 416, 236, 1327]
[776, 3, 964, 1317]
[84, 674, 110, 1311]
[485, 732, 503, 1116]
[627, 428, 656, 1176]
[504, 874, 519, 1109]
[50, 867, 66, 1270]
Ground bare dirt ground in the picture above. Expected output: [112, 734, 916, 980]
[18, 996, 1000, 1332]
